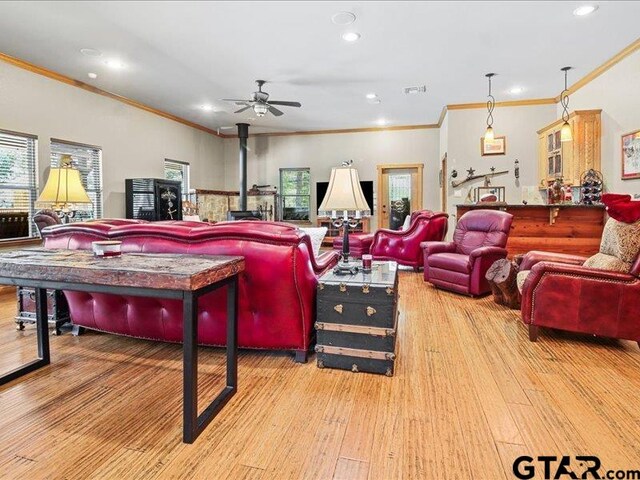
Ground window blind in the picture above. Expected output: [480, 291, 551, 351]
[164, 159, 189, 198]
[50, 139, 103, 221]
[0, 130, 38, 240]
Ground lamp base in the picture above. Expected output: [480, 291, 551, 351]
[333, 261, 360, 276]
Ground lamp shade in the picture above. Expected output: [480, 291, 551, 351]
[318, 166, 371, 216]
[36, 166, 91, 209]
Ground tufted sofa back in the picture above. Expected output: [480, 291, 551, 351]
[453, 210, 513, 256]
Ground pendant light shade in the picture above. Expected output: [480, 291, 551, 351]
[484, 73, 497, 140]
[560, 121, 572, 142]
[559, 66, 573, 142]
[484, 126, 494, 142]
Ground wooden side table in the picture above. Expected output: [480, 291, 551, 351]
[0, 248, 244, 444]
[315, 261, 399, 376]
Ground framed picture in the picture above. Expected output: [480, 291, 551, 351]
[481, 136, 506, 156]
[621, 129, 640, 180]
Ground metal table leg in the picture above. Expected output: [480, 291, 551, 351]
[182, 276, 238, 443]
[0, 288, 50, 386]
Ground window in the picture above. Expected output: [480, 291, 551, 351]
[164, 159, 190, 199]
[280, 168, 310, 221]
[0, 129, 38, 240]
[50, 139, 103, 221]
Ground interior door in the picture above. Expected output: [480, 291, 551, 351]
[377, 164, 424, 230]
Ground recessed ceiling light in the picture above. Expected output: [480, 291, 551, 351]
[365, 93, 377, 99]
[87, 72, 98, 79]
[200, 104, 214, 111]
[376, 118, 388, 126]
[573, 4, 598, 16]
[331, 11, 356, 26]
[509, 86, 524, 94]
[341, 32, 361, 43]
[104, 59, 125, 69]
[80, 48, 102, 57]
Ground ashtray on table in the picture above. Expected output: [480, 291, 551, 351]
[92, 241, 122, 258]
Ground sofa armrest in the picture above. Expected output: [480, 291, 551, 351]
[468, 246, 508, 270]
[519, 250, 588, 271]
[420, 241, 456, 256]
[312, 250, 340, 275]
[521, 261, 639, 327]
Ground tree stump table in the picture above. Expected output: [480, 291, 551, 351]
[485, 255, 523, 309]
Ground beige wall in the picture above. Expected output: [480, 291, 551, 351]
[222, 128, 441, 228]
[559, 49, 640, 197]
[443, 104, 558, 221]
[0, 62, 225, 218]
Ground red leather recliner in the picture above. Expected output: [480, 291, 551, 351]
[520, 251, 640, 345]
[421, 209, 513, 296]
[42, 220, 339, 362]
[369, 210, 449, 270]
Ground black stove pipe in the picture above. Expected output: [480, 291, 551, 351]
[237, 123, 250, 211]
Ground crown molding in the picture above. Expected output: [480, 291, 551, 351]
[447, 97, 557, 110]
[554, 37, 640, 102]
[437, 106, 448, 127]
[222, 123, 439, 139]
[0, 51, 225, 138]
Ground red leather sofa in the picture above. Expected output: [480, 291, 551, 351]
[41, 220, 339, 362]
[520, 251, 640, 345]
[333, 210, 449, 269]
[422, 209, 513, 296]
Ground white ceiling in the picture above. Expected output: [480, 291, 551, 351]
[0, 1, 638, 134]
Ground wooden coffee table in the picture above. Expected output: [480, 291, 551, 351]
[0, 248, 245, 444]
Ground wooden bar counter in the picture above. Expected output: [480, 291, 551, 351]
[456, 204, 606, 257]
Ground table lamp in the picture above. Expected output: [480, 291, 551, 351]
[36, 154, 92, 223]
[318, 162, 371, 274]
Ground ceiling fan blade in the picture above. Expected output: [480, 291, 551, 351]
[268, 105, 284, 116]
[268, 101, 302, 107]
[221, 98, 250, 102]
[234, 105, 252, 113]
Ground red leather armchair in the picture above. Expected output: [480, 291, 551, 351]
[520, 251, 640, 345]
[422, 209, 513, 296]
[369, 210, 449, 270]
[42, 220, 339, 362]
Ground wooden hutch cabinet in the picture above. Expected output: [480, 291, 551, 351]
[537, 109, 601, 187]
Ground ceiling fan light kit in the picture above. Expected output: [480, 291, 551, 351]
[222, 80, 301, 119]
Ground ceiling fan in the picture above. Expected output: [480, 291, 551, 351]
[221, 80, 301, 117]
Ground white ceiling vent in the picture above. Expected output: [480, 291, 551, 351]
[404, 85, 427, 95]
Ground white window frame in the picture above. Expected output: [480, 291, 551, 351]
[0, 129, 39, 240]
[164, 159, 190, 199]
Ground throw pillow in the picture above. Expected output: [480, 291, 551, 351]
[598, 217, 640, 264]
[583, 253, 631, 273]
[300, 227, 327, 257]
[401, 214, 412, 231]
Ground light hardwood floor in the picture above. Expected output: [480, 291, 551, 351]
[1, 273, 640, 479]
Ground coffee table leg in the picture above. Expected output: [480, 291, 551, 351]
[182, 276, 238, 444]
[0, 287, 50, 386]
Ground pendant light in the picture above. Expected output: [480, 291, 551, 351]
[560, 66, 573, 142]
[484, 73, 496, 141]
